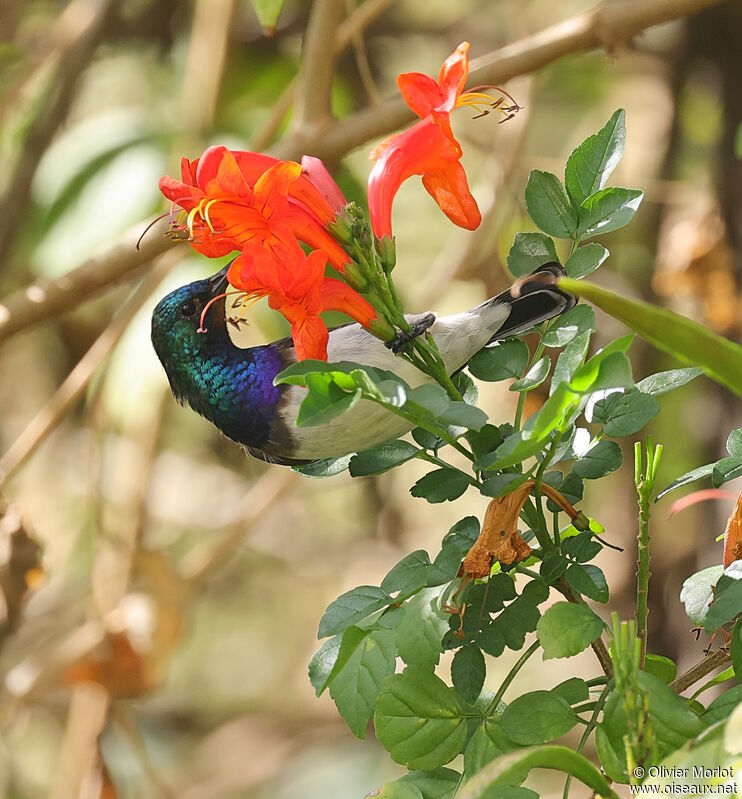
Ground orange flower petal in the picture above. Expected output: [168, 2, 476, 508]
[254, 160, 303, 217]
[422, 158, 481, 230]
[320, 277, 376, 327]
[291, 314, 329, 361]
[397, 71, 445, 118]
[437, 42, 469, 109]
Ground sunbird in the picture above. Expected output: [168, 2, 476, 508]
[151, 264, 575, 465]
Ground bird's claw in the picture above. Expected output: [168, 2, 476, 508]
[385, 313, 435, 354]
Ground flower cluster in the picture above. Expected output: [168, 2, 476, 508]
[159, 42, 516, 360]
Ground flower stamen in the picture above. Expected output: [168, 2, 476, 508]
[455, 86, 522, 122]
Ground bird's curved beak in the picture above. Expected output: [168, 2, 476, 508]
[206, 262, 232, 296]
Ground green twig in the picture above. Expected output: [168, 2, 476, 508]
[485, 639, 541, 716]
[634, 439, 663, 670]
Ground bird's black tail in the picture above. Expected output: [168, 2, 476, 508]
[486, 262, 576, 343]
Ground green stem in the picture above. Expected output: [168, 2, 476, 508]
[634, 439, 663, 670]
[485, 640, 540, 716]
[416, 451, 479, 487]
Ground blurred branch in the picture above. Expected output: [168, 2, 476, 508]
[343, 0, 382, 105]
[292, 0, 346, 132]
[0, 220, 174, 347]
[180, 0, 235, 136]
[0, 0, 120, 265]
[670, 649, 731, 694]
[49, 684, 110, 799]
[0, 255, 176, 487]
[274, 0, 726, 161]
[251, 0, 392, 150]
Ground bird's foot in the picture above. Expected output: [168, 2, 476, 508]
[385, 313, 435, 354]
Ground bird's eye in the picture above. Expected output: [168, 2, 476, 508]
[180, 300, 197, 318]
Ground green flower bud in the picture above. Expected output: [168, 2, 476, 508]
[376, 235, 396, 272]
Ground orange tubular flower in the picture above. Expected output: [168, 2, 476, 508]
[227, 241, 376, 361]
[159, 146, 349, 270]
[369, 41, 510, 239]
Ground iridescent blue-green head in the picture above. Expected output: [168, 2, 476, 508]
[151, 265, 291, 456]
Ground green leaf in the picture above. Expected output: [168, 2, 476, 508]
[712, 456, 742, 488]
[468, 339, 529, 382]
[510, 357, 550, 392]
[410, 469, 470, 503]
[558, 277, 742, 398]
[551, 331, 591, 390]
[577, 187, 643, 238]
[427, 518, 480, 586]
[731, 618, 742, 679]
[726, 428, 742, 457]
[565, 109, 626, 205]
[480, 473, 527, 499]
[465, 425, 503, 458]
[540, 553, 568, 582]
[308, 635, 341, 696]
[500, 691, 578, 744]
[573, 440, 622, 479]
[408, 384, 451, 416]
[592, 390, 659, 437]
[507, 233, 559, 277]
[318, 586, 391, 638]
[457, 746, 618, 799]
[525, 170, 578, 239]
[249, 0, 286, 32]
[562, 531, 602, 562]
[564, 243, 609, 279]
[374, 667, 468, 770]
[396, 588, 449, 670]
[552, 677, 590, 705]
[412, 427, 444, 451]
[680, 565, 724, 626]
[372, 781, 424, 799]
[298, 373, 361, 427]
[440, 401, 488, 431]
[349, 440, 419, 477]
[565, 563, 609, 603]
[644, 654, 678, 685]
[328, 627, 397, 738]
[398, 768, 461, 799]
[382, 550, 432, 596]
[657, 463, 715, 501]
[543, 305, 596, 348]
[537, 602, 605, 659]
[636, 367, 704, 396]
[637, 671, 706, 740]
[293, 454, 353, 477]
[451, 645, 486, 704]
[704, 572, 742, 632]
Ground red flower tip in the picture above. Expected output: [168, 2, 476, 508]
[368, 42, 481, 239]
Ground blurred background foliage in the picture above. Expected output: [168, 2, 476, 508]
[0, 0, 741, 796]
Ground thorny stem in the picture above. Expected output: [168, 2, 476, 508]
[634, 439, 663, 670]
